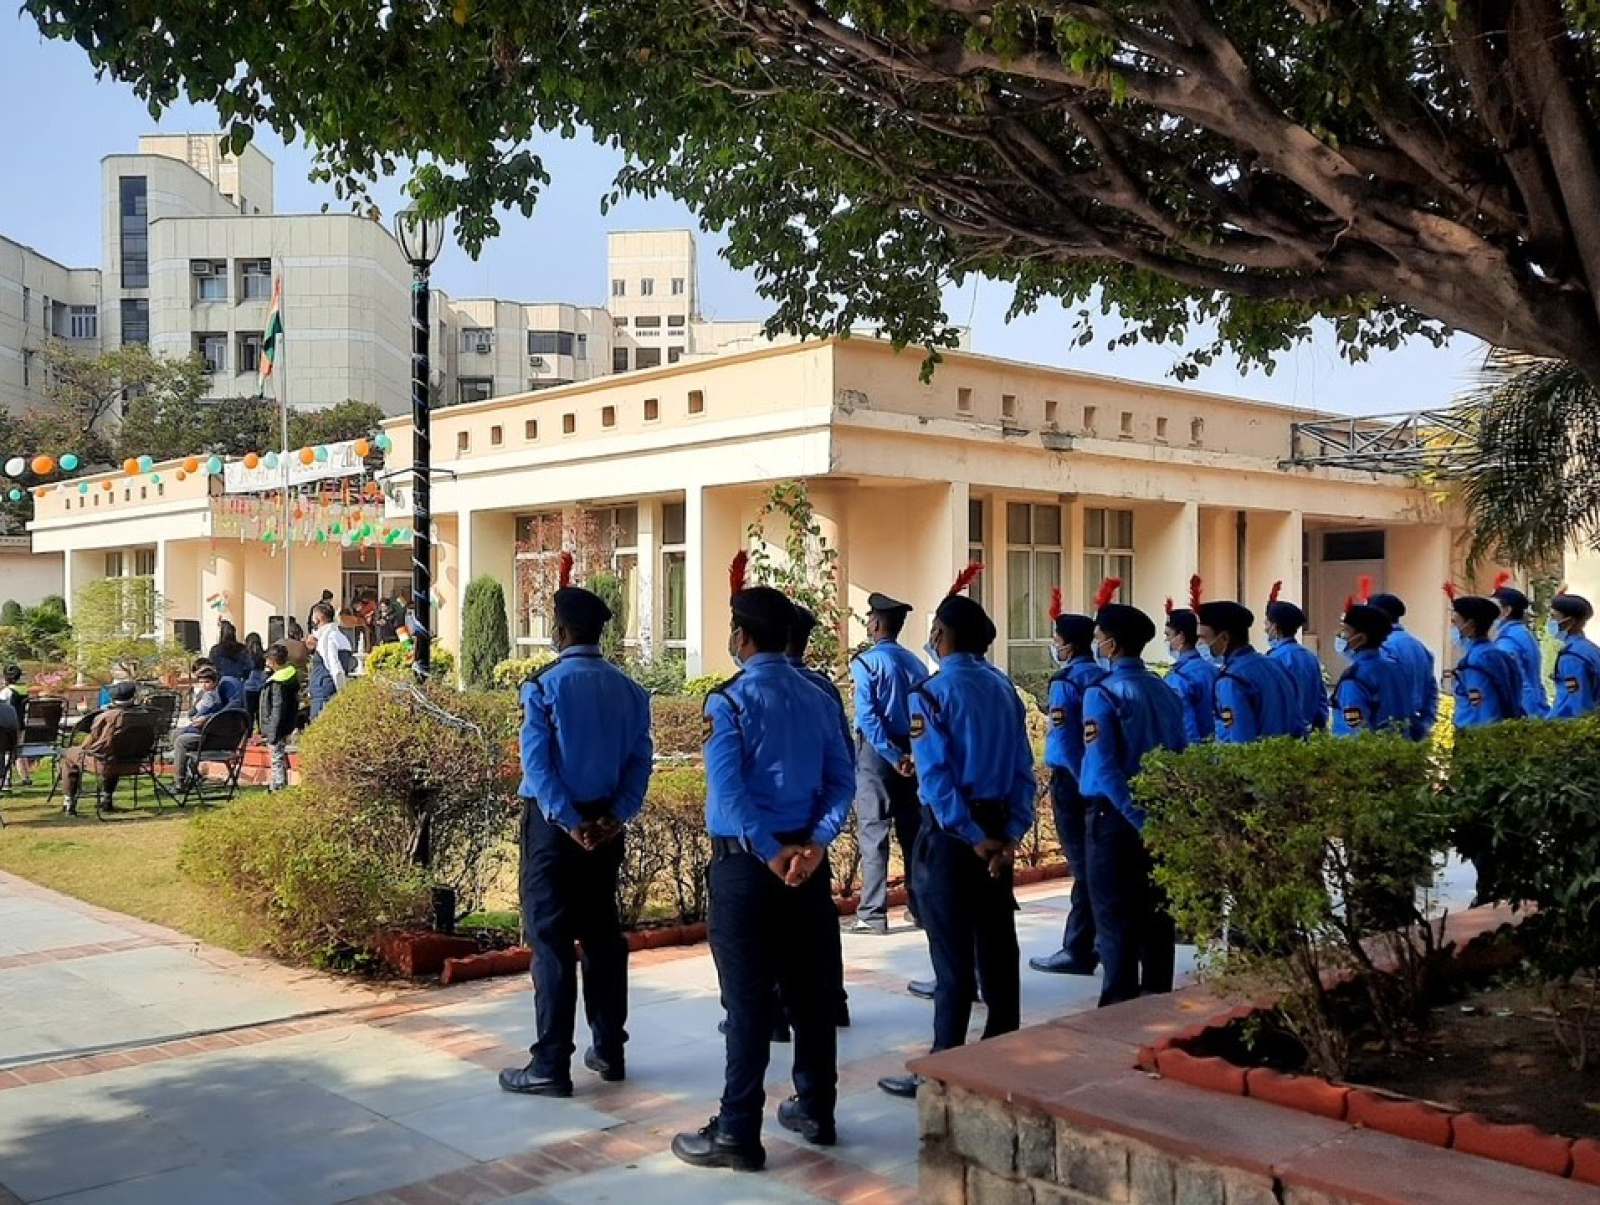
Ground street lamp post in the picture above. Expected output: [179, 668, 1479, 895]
[394, 210, 445, 681]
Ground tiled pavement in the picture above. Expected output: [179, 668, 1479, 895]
[0, 867, 1194, 1205]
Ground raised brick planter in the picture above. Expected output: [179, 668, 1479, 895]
[910, 904, 1600, 1204]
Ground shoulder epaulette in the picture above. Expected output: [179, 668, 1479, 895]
[910, 680, 942, 715]
[524, 658, 560, 685]
[704, 672, 744, 712]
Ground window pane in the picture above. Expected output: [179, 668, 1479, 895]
[1034, 505, 1062, 546]
[1007, 549, 1033, 637]
[616, 553, 640, 641]
[664, 552, 687, 641]
[1112, 555, 1135, 600]
[1082, 554, 1105, 610]
[662, 502, 686, 546]
[1036, 552, 1061, 620]
[968, 498, 984, 543]
[610, 504, 639, 548]
[1084, 508, 1105, 549]
[635, 347, 662, 369]
[966, 544, 986, 607]
[1006, 502, 1031, 545]
[1111, 509, 1134, 548]
[1007, 642, 1053, 677]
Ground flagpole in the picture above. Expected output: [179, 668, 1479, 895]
[279, 274, 291, 638]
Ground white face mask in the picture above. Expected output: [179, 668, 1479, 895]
[922, 640, 941, 667]
[1050, 644, 1069, 666]
[728, 632, 745, 669]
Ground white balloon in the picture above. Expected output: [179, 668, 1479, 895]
[4, 458, 24, 478]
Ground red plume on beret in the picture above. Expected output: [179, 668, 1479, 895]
[1442, 581, 1459, 601]
[1343, 593, 1357, 615]
[1493, 570, 1514, 591]
[1093, 577, 1121, 610]
[1189, 574, 1203, 611]
[1048, 587, 1062, 621]
[729, 550, 748, 597]
[1268, 580, 1283, 605]
[1164, 596, 1174, 617]
[558, 551, 574, 590]
[949, 562, 984, 596]
[1357, 574, 1374, 603]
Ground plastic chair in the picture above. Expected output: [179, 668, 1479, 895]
[177, 709, 253, 807]
[8, 696, 65, 790]
[74, 708, 173, 819]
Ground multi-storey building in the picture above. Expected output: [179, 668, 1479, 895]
[0, 236, 104, 413]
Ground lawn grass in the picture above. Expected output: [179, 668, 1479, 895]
[0, 767, 255, 952]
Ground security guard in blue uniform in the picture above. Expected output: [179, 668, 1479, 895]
[500, 570, 654, 1099]
[878, 585, 1036, 1099]
[1367, 592, 1439, 741]
[1492, 577, 1548, 717]
[673, 562, 854, 1172]
[1330, 603, 1413, 736]
[1162, 576, 1217, 744]
[1263, 583, 1329, 733]
[1079, 595, 1188, 1007]
[848, 592, 929, 933]
[1548, 593, 1600, 719]
[1030, 599, 1106, 976]
[1196, 601, 1304, 741]
[1449, 592, 1527, 729]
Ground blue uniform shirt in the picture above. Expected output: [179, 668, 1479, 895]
[1045, 656, 1107, 776]
[1495, 620, 1548, 717]
[703, 653, 855, 861]
[908, 654, 1036, 846]
[1550, 635, 1600, 719]
[1451, 639, 1526, 728]
[1331, 648, 1414, 736]
[1213, 647, 1304, 742]
[1383, 625, 1439, 740]
[519, 646, 654, 831]
[849, 640, 929, 764]
[1164, 651, 1217, 745]
[1079, 659, 1188, 830]
[790, 655, 855, 758]
[1268, 639, 1329, 732]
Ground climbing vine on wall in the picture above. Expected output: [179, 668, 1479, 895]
[745, 481, 845, 674]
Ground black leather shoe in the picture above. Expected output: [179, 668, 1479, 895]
[497, 1062, 573, 1097]
[906, 979, 936, 1000]
[1029, 950, 1099, 976]
[778, 1095, 837, 1146]
[878, 1074, 921, 1098]
[671, 1117, 766, 1171]
[583, 1047, 625, 1082]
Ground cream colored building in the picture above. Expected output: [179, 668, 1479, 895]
[0, 236, 103, 413]
[33, 338, 1505, 684]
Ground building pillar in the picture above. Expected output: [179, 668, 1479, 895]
[1244, 509, 1302, 617]
[1386, 522, 1452, 674]
[205, 547, 244, 647]
[435, 514, 463, 654]
[1132, 501, 1199, 622]
[636, 501, 657, 659]
[989, 494, 1012, 653]
[1198, 507, 1239, 603]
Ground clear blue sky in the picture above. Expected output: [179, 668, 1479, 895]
[0, 16, 1483, 417]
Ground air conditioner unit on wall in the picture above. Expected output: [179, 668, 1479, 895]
[191, 262, 212, 277]
[528, 355, 546, 369]
[474, 338, 492, 354]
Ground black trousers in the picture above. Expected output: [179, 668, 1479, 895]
[854, 742, 922, 924]
[1049, 768, 1098, 967]
[1085, 798, 1174, 1007]
[913, 810, 1020, 1052]
[519, 807, 629, 1077]
[709, 847, 839, 1146]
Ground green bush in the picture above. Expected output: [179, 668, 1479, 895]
[491, 652, 555, 690]
[618, 766, 713, 926]
[685, 674, 725, 699]
[1138, 733, 1443, 1078]
[625, 650, 687, 696]
[460, 576, 510, 690]
[589, 571, 626, 662]
[1444, 715, 1600, 1066]
[0, 601, 20, 626]
[366, 640, 456, 681]
[651, 695, 704, 759]
[181, 787, 431, 963]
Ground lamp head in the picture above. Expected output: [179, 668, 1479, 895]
[394, 210, 445, 269]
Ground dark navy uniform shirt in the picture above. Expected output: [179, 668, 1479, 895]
[849, 640, 929, 763]
[1451, 639, 1526, 728]
[1213, 647, 1304, 742]
[1045, 657, 1107, 776]
[908, 653, 1036, 846]
[1164, 652, 1217, 745]
[1268, 639, 1329, 732]
[1331, 648, 1414, 736]
[1495, 619, 1548, 717]
[519, 645, 654, 830]
[1079, 659, 1188, 830]
[703, 653, 855, 860]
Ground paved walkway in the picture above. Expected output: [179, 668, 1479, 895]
[0, 867, 1179, 1205]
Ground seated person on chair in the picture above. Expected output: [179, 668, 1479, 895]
[61, 681, 137, 816]
[0, 692, 18, 785]
[173, 668, 222, 789]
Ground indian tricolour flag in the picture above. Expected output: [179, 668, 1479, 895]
[259, 274, 284, 384]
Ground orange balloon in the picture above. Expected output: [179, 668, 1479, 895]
[243, 452, 260, 470]
[176, 470, 187, 482]
[299, 447, 315, 465]
[123, 458, 139, 476]
[100, 479, 113, 491]
[34, 486, 50, 498]
[31, 455, 54, 476]
[183, 456, 200, 474]
[349, 508, 362, 522]
[354, 438, 371, 457]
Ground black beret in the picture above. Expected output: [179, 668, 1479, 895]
[733, 585, 796, 633]
[1265, 600, 1307, 632]
[866, 591, 912, 615]
[109, 680, 138, 703]
[1096, 603, 1156, 649]
[1197, 600, 1254, 634]
[1452, 595, 1500, 630]
[1366, 592, 1406, 621]
[1341, 603, 1393, 643]
[1492, 586, 1530, 612]
[1553, 593, 1593, 621]
[1054, 613, 1096, 649]
[553, 586, 612, 631]
[791, 604, 819, 639]
[1164, 608, 1198, 640]
[935, 593, 996, 647]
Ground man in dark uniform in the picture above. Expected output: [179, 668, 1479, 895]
[1030, 590, 1106, 976]
[1162, 575, 1217, 744]
[1491, 574, 1548, 717]
[1078, 588, 1188, 1006]
[1367, 592, 1439, 741]
[1549, 592, 1600, 718]
[847, 591, 929, 933]
[500, 556, 653, 1098]
[673, 555, 854, 1172]
[879, 573, 1036, 1099]
[1197, 600, 1303, 742]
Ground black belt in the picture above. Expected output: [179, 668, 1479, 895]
[524, 797, 614, 824]
[712, 828, 812, 859]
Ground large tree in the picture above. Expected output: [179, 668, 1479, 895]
[26, 1, 1600, 382]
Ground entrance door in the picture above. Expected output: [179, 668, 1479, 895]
[1313, 528, 1387, 674]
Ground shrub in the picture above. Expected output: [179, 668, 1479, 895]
[181, 787, 431, 963]
[1444, 715, 1600, 1066]
[685, 674, 725, 699]
[625, 650, 687, 696]
[460, 576, 510, 689]
[589, 571, 626, 662]
[491, 652, 555, 690]
[0, 601, 20, 625]
[366, 640, 456, 681]
[69, 579, 159, 679]
[651, 695, 704, 760]
[618, 766, 713, 926]
[1138, 733, 1443, 1078]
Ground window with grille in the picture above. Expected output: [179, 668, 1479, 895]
[1007, 502, 1063, 671]
[1082, 508, 1135, 612]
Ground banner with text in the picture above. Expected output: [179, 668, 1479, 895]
[223, 440, 368, 495]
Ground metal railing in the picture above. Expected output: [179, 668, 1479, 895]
[1285, 406, 1477, 474]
